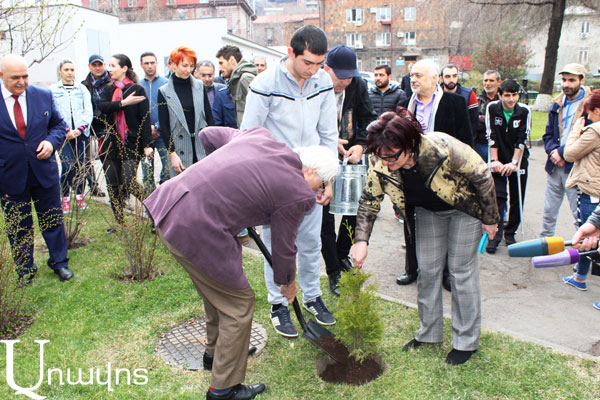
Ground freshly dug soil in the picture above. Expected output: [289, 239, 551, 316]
[315, 336, 384, 385]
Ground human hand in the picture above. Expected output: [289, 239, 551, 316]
[550, 149, 563, 165]
[482, 223, 497, 241]
[36, 140, 54, 159]
[170, 152, 185, 174]
[151, 125, 160, 140]
[572, 222, 600, 251]
[121, 92, 146, 107]
[490, 160, 503, 173]
[500, 162, 517, 176]
[345, 145, 364, 164]
[144, 147, 153, 158]
[337, 138, 349, 157]
[572, 117, 586, 136]
[280, 281, 297, 304]
[350, 241, 368, 269]
[316, 180, 332, 205]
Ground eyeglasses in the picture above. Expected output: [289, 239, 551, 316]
[377, 149, 404, 161]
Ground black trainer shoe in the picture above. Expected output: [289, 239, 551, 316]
[206, 383, 266, 399]
[303, 296, 335, 326]
[270, 304, 298, 338]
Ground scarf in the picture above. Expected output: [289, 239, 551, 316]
[90, 71, 109, 105]
[111, 77, 134, 144]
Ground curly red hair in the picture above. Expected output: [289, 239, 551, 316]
[169, 46, 197, 67]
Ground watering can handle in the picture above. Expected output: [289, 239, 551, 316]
[342, 157, 349, 166]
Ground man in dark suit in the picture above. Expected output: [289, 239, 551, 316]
[0, 54, 73, 286]
[398, 58, 473, 291]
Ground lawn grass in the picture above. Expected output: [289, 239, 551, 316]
[530, 111, 547, 141]
[2, 201, 599, 399]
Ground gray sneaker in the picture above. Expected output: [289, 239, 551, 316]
[303, 296, 336, 326]
[270, 304, 298, 338]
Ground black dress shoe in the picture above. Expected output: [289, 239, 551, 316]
[206, 383, 265, 400]
[54, 267, 74, 281]
[505, 234, 516, 246]
[328, 274, 340, 297]
[485, 240, 499, 254]
[445, 348, 477, 365]
[442, 277, 452, 292]
[402, 338, 424, 351]
[203, 346, 258, 371]
[339, 257, 354, 272]
[396, 273, 417, 286]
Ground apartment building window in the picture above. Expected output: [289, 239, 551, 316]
[375, 8, 391, 22]
[127, 0, 137, 7]
[376, 57, 390, 66]
[404, 31, 416, 45]
[581, 21, 590, 34]
[346, 9, 363, 24]
[166, 0, 175, 5]
[376, 32, 391, 46]
[404, 7, 417, 21]
[357, 58, 363, 71]
[579, 49, 589, 64]
[89, 0, 98, 8]
[346, 33, 363, 49]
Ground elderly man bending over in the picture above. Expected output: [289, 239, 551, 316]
[144, 126, 338, 400]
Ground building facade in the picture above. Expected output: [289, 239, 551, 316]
[319, 0, 450, 78]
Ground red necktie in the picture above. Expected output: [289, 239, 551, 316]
[12, 95, 26, 139]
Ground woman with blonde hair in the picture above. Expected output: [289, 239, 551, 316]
[50, 59, 93, 213]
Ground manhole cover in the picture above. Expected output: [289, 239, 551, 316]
[156, 318, 268, 370]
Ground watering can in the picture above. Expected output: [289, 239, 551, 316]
[329, 158, 368, 216]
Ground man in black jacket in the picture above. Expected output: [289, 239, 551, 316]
[81, 54, 109, 197]
[369, 64, 407, 115]
[321, 45, 377, 296]
[398, 58, 473, 290]
[485, 79, 531, 253]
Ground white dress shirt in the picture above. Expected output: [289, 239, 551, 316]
[1, 83, 27, 131]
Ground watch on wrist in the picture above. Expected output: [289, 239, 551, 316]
[511, 159, 518, 165]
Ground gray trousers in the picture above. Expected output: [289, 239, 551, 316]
[540, 167, 578, 237]
[414, 207, 481, 351]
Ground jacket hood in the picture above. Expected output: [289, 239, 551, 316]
[231, 59, 258, 81]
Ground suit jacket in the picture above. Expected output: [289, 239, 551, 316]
[144, 127, 315, 289]
[0, 84, 67, 195]
[401, 88, 473, 147]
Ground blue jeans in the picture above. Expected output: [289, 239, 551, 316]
[474, 142, 488, 162]
[575, 193, 599, 280]
[141, 137, 170, 193]
[60, 136, 87, 197]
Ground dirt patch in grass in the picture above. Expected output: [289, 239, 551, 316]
[0, 314, 34, 340]
[316, 336, 384, 385]
[116, 270, 164, 282]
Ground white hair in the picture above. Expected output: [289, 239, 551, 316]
[294, 146, 339, 182]
[413, 59, 439, 78]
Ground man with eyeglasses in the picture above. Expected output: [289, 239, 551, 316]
[195, 60, 237, 128]
[241, 25, 338, 339]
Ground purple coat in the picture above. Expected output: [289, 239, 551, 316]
[144, 126, 316, 289]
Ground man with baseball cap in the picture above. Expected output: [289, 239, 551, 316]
[81, 54, 109, 197]
[540, 63, 591, 239]
[321, 45, 376, 295]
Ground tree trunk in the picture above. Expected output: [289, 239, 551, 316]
[539, 0, 566, 95]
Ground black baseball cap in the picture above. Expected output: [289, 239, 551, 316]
[325, 45, 360, 79]
[88, 54, 104, 64]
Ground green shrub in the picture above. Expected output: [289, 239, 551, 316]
[334, 269, 384, 362]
